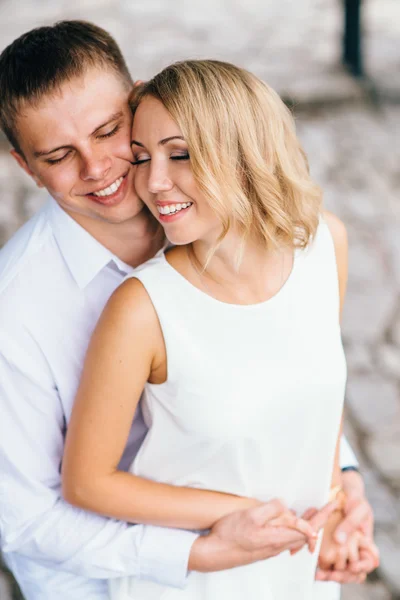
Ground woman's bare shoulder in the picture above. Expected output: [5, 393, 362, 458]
[322, 210, 348, 313]
[101, 276, 159, 333]
[322, 210, 348, 251]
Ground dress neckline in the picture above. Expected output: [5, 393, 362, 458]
[160, 248, 302, 311]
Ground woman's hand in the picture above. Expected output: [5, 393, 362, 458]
[316, 529, 379, 583]
[334, 469, 374, 543]
[189, 498, 337, 572]
[315, 471, 379, 583]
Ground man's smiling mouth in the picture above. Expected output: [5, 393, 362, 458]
[91, 176, 124, 198]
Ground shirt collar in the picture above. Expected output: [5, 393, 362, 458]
[48, 198, 132, 289]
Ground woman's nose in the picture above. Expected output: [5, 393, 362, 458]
[148, 162, 173, 194]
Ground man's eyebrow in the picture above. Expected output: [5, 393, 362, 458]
[131, 135, 185, 149]
[33, 112, 125, 158]
[34, 145, 71, 158]
[91, 111, 124, 136]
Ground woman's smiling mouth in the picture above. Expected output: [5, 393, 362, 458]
[156, 202, 193, 222]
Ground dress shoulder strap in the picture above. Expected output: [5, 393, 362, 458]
[299, 215, 341, 323]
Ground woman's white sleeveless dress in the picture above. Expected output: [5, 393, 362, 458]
[109, 219, 347, 600]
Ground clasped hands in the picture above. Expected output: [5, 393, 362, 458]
[315, 470, 379, 584]
[191, 473, 379, 583]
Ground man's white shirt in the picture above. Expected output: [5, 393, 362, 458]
[0, 198, 197, 600]
[0, 197, 358, 600]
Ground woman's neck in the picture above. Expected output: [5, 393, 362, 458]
[191, 233, 278, 282]
[188, 232, 294, 305]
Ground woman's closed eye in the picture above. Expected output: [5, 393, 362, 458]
[131, 152, 190, 166]
[170, 152, 190, 161]
[131, 155, 150, 166]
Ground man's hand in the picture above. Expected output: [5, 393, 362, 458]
[189, 498, 337, 573]
[334, 470, 374, 541]
[315, 470, 379, 583]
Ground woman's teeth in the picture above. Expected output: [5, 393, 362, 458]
[157, 202, 193, 215]
[93, 176, 124, 197]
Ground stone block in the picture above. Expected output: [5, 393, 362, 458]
[375, 529, 400, 595]
[345, 343, 374, 373]
[346, 375, 400, 436]
[362, 469, 400, 527]
[0, 572, 13, 600]
[367, 429, 400, 486]
[342, 582, 391, 600]
[379, 344, 400, 379]
[342, 286, 397, 345]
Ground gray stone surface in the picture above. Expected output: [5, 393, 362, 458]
[0, 573, 12, 600]
[374, 530, 400, 595]
[342, 581, 392, 600]
[346, 375, 400, 435]
[1, 1, 400, 599]
[367, 430, 400, 486]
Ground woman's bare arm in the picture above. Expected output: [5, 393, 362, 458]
[62, 278, 258, 531]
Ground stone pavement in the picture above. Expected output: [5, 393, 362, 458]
[0, 1, 399, 599]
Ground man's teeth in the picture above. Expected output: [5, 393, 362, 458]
[157, 202, 193, 215]
[93, 176, 124, 197]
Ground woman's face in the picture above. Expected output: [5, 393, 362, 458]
[131, 96, 221, 245]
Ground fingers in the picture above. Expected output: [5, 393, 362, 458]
[349, 543, 380, 574]
[248, 499, 287, 527]
[309, 501, 338, 532]
[346, 531, 360, 565]
[318, 545, 338, 571]
[334, 501, 371, 544]
[315, 568, 366, 584]
[357, 536, 380, 565]
[301, 508, 318, 521]
[270, 512, 317, 545]
[333, 544, 348, 571]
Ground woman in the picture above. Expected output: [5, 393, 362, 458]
[62, 60, 363, 599]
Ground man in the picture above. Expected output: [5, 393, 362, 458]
[0, 21, 377, 600]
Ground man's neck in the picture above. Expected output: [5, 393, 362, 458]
[65, 206, 165, 268]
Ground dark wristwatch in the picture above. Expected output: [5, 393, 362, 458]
[341, 465, 360, 473]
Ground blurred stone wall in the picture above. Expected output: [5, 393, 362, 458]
[0, 1, 399, 598]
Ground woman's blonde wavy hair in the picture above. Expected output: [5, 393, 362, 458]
[130, 60, 322, 258]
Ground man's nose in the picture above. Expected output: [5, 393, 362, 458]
[80, 151, 112, 181]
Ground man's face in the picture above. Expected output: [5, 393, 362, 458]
[12, 67, 142, 226]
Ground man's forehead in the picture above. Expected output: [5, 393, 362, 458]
[25, 68, 129, 120]
[16, 69, 132, 152]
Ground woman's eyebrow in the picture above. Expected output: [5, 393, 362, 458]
[159, 136, 184, 145]
[131, 136, 185, 149]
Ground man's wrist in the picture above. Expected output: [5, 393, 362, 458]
[188, 533, 223, 573]
[188, 531, 254, 573]
[341, 468, 365, 496]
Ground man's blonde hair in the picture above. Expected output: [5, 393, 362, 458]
[130, 60, 322, 257]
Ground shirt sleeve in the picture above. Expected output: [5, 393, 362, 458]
[339, 436, 359, 470]
[0, 331, 198, 587]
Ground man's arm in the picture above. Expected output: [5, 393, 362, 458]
[0, 334, 197, 588]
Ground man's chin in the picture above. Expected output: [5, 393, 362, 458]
[58, 199, 146, 227]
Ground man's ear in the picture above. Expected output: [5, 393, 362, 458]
[10, 149, 44, 188]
